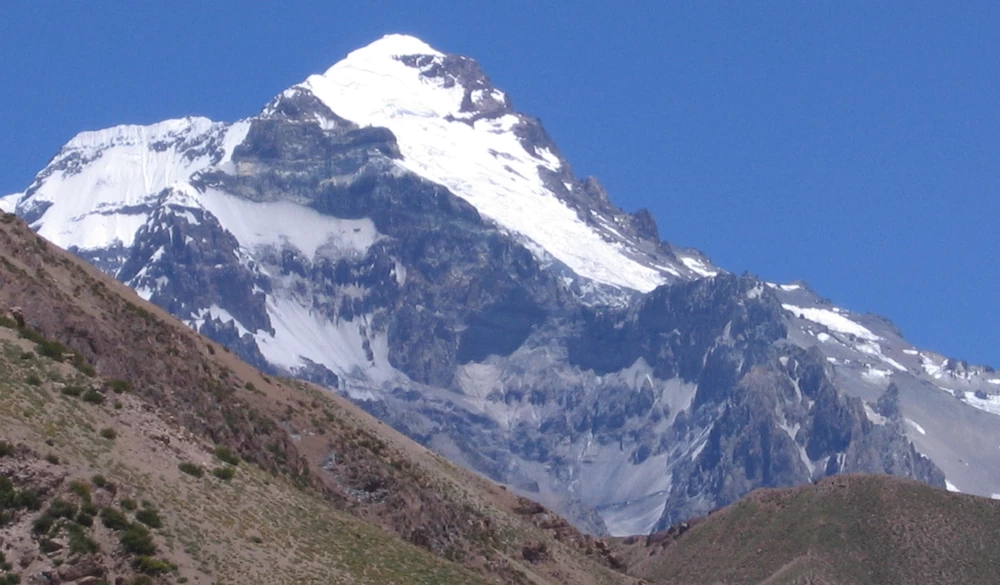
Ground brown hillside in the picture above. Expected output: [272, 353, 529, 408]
[615, 473, 1000, 585]
[0, 211, 634, 585]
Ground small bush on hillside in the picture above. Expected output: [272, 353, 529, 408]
[212, 466, 235, 481]
[133, 556, 173, 575]
[120, 498, 137, 511]
[106, 379, 131, 394]
[91, 474, 108, 488]
[67, 523, 99, 555]
[121, 523, 157, 555]
[25, 373, 41, 386]
[69, 480, 92, 502]
[135, 507, 162, 529]
[178, 462, 203, 478]
[82, 389, 105, 404]
[0, 442, 14, 457]
[36, 340, 68, 362]
[99, 507, 130, 531]
[99, 428, 117, 440]
[213, 446, 240, 466]
[43, 453, 59, 465]
[60, 385, 84, 397]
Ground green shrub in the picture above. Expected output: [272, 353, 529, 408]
[36, 340, 68, 362]
[120, 498, 137, 511]
[82, 389, 105, 405]
[178, 462, 203, 478]
[134, 507, 162, 529]
[0, 573, 19, 585]
[19, 350, 34, 360]
[46, 499, 76, 519]
[213, 446, 240, 466]
[99, 428, 117, 440]
[113, 400, 123, 410]
[211, 466, 236, 481]
[75, 512, 93, 527]
[30, 514, 53, 535]
[25, 373, 42, 386]
[106, 379, 131, 394]
[60, 385, 84, 397]
[120, 524, 157, 555]
[69, 480, 92, 502]
[91, 474, 108, 488]
[99, 507, 130, 531]
[80, 501, 98, 516]
[44, 453, 59, 465]
[133, 556, 173, 575]
[0, 442, 13, 457]
[67, 523, 99, 554]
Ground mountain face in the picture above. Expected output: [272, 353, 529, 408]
[5, 34, 1000, 535]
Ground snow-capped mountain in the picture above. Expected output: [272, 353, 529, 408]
[5, 34, 999, 535]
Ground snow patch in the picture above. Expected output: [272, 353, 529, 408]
[0, 193, 18, 213]
[782, 304, 879, 341]
[904, 418, 927, 435]
[199, 189, 379, 259]
[946, 480, 961, 493]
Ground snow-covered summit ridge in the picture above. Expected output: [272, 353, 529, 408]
[8, 33, 713, 294]
[298, 34, 688, 293]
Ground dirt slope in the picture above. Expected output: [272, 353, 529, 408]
[0, 211, 634, 585]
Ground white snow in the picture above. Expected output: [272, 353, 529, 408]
[782, 304, 879, 341]
[904, 418, 927, 435]
[963, 391, 1000, 417]
[863, 403, 887, 425]
[0, 193, 18, 213]
[989, 379, 1000, 385]
[903, 349, 919, 355]
[678, 255, 718, 278]
[298, 34, 672, 292]
[945, 480, 961, 493]
[17, 117, 229, 251]
[779, 283, 802, 292]
[199, 188, 379, 260]
[816, 332, 831, 343]
[253, 296, 397, 383]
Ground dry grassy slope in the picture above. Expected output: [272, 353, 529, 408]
[615, 474, 1000, 585]
[0, 212, 634, 585]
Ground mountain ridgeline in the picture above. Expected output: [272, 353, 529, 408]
[4, 34, 1000, 537]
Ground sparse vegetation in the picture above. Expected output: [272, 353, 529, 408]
[82, 388, 106, 404]
[106, 378, 131, 393]
[121, 523, 157, 555]
[120, 498, 137, 511]
[100, 506, 131, 531]
[178, 462, 204, 478]
[135, 507, 163, 528]
[212, 466, 236, 481]
[99, 427, 117, 440]
[0, 441, 13, 457]
[61, 384, 84, 397]
[213, 445, 240, 466]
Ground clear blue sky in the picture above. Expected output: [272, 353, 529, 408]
[1, 1, 997, 366]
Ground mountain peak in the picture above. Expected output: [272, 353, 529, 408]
[343, 33, 443, 62]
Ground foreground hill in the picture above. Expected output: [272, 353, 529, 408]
[615, 474, 1000, 585]
[0, 211, 632, 584]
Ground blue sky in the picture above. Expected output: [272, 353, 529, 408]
[1, 1, 997, 366]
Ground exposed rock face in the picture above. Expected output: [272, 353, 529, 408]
[7, 34, 998, 536]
